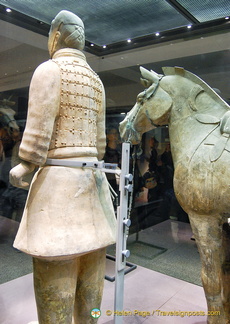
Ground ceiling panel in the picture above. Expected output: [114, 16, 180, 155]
[177, 0, 230, 22]
[0, 0, 190, 45]
[0, 0, 229, 57]
[0, 0, 229, 48]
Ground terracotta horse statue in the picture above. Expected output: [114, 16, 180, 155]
[120, 66, 230, 324]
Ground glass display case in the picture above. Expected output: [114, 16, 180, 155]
[0, 25, 229, 285]
[0, 2, 229, 323]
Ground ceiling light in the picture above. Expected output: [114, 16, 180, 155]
[103, 45, 107, 48]
[225, 16, 229, 20]
[187, 25, 192, 29]
[6, 8, 12, 13]
[155, 32, 160, 36]
[127, 39, 131, 43]
[90, 43, 94, 47]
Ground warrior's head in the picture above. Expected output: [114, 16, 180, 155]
[48, 10, 85, 57]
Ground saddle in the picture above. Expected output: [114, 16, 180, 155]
[196, 110, 230, 162]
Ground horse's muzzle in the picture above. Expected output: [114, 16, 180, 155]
[119, 119, 141, 144]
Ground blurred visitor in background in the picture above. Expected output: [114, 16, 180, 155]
[103, 127, 121, 195]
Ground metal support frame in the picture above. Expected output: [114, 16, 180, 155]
[105, 255, 137, 282]
[114, 142, 133, 324]
[46, 144, 134, 323]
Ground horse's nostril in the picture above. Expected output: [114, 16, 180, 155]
[137, 95, 144, 102]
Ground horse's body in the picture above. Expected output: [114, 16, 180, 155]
[120, 66, 230, 323]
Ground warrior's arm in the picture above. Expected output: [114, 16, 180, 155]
[10, 60, 60, 188]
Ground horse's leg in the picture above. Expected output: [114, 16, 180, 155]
[222, 222, 230, 323]
[188, 213, 227, 324]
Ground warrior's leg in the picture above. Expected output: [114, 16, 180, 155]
[33, 257, 78, 324]
[73, 248, 106, 324]
[189, 213, 226, 324]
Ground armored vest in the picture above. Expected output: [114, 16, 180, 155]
[49, 56, 103, 150]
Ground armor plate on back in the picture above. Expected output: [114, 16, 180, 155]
[50, 57, 103, 150]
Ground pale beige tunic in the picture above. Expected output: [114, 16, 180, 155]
[14, 49, 116, 257]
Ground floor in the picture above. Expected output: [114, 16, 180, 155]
[0, 217, 208, 324]
[0, 216, 201, 286]
[0, 261, 208, 324]
[108, 219, 202, 286]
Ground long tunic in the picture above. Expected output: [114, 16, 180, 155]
[13, 48, 116, 258]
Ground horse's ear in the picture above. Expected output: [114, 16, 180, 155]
[140, 78, 151, 88]
[140, 66, 159, 84]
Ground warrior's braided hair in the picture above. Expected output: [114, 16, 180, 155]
[50, 10, 85, 50]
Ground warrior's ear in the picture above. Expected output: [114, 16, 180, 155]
[54, 31, 61, 46]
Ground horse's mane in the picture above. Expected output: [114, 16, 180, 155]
[162, 66, 228, 109]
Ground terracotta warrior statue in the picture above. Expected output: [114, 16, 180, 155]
[10, 10, 116, 324]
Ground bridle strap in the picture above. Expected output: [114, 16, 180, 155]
[145, 109, 159, 127]
[140, 75, 163, 103]
[126, 75, 164, 143]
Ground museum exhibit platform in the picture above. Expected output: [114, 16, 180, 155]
[0, 259, 208, 324]
[0, 217, 208, 324]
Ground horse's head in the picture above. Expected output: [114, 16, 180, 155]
[0, 107, 20, 139]
[119, 67, 172, 144]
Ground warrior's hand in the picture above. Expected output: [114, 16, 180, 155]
[10, 161, 36, 189]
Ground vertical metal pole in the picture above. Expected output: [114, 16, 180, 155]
[114, 142, 132, 324]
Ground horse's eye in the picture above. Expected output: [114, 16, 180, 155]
[137, 96, 142, 103]
[137, 91, 145, 102]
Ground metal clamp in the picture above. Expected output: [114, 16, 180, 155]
[45, 158, 121, 174]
